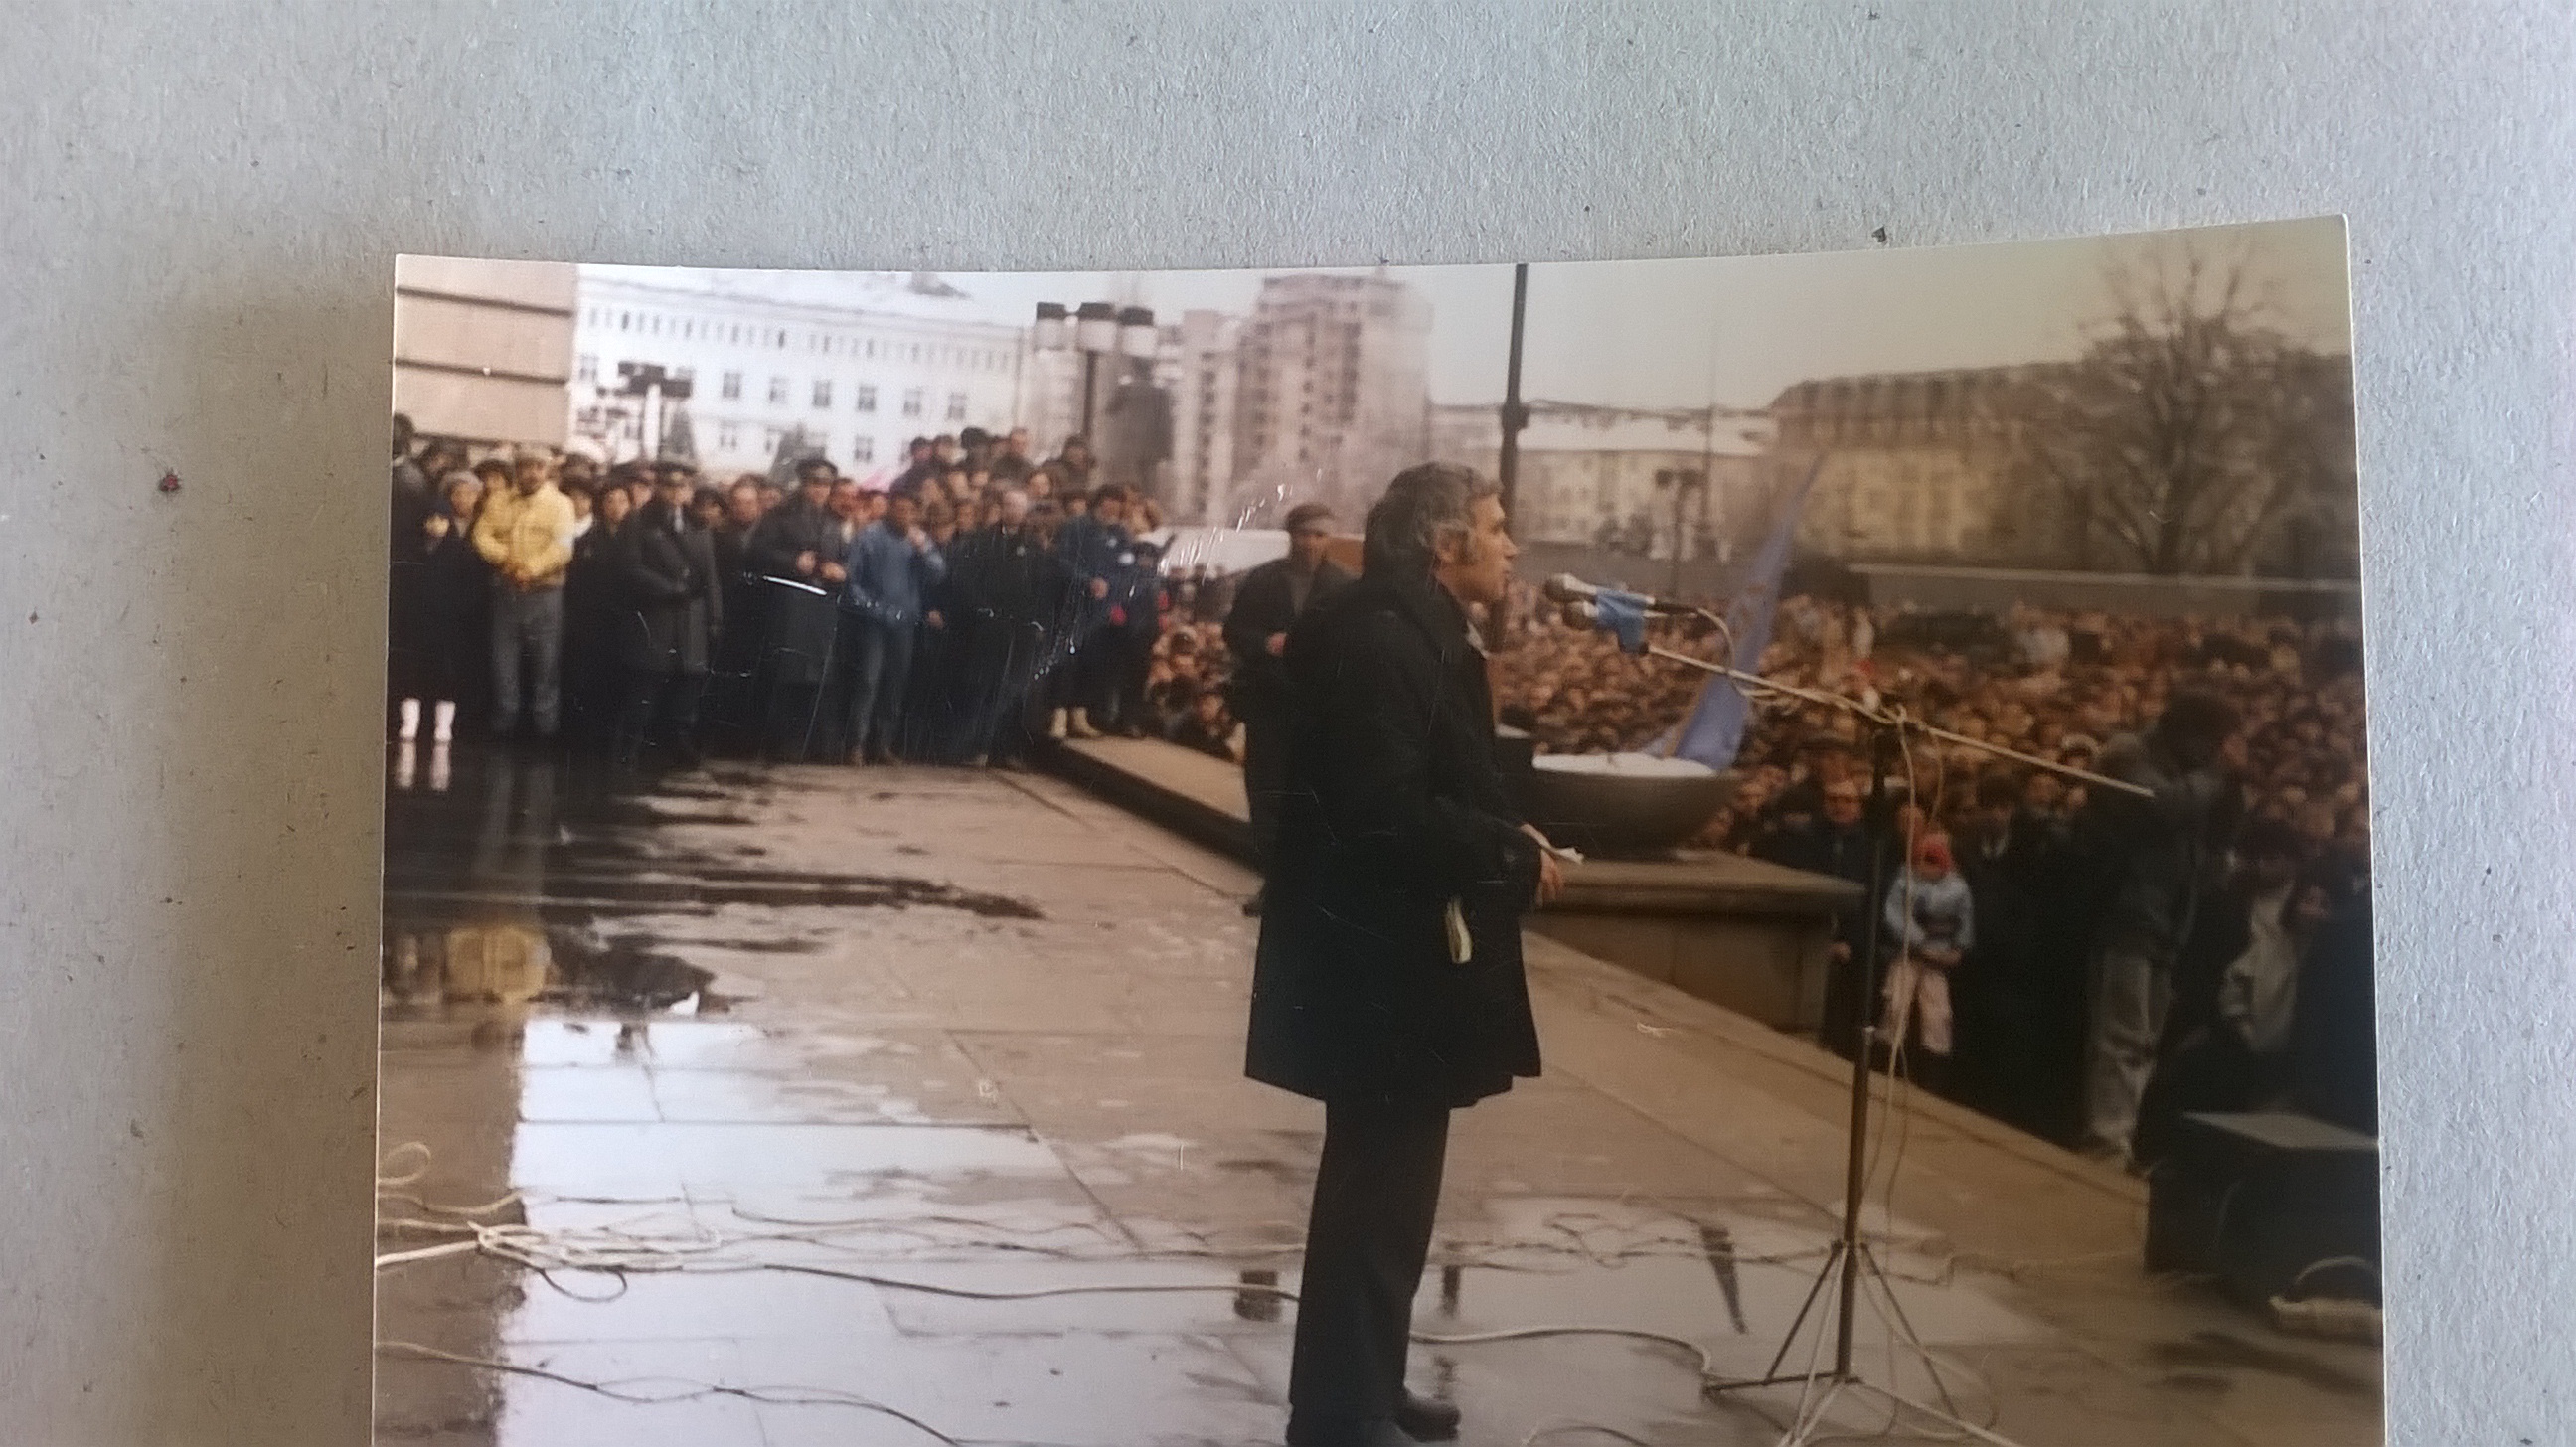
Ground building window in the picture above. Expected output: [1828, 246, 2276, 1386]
[852, 435, 876, 464]
[768, 376, 789, 404]
[813, 379, 833, 409]
[575, 354, 597, 382]
[946, 392, 967, 422]
[722, 371, 742, 401]
[901, 388, 923, 418]
[719, 421, 740, 450]
[854, 384, 878, 413]
[619, 311, 632, 331]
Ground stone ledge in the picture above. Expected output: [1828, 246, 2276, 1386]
[1039, 735, 2145, 1213]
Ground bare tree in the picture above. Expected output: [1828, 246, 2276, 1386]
[2009, 244, 2354, 576]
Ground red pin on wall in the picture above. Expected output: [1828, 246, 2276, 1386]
[157, 470, 182, 495]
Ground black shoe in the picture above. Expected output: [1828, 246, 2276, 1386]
[1393, 1390, 1461, 1442]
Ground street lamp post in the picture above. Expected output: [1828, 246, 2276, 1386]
[1497, 263, 1530, 521]
[613, 361, 693, 462]
[1033, 300, 1156, 453]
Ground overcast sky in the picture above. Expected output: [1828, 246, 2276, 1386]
[936, 216, 2348, 411]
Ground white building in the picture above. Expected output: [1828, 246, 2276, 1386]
[1429, 401, 1775, 558]
[569, 267, 1029, 479]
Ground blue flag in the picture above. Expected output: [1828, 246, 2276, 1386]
[1668, 458, 1826, 769]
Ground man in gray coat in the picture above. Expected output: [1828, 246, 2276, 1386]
[2079, 690, 2243, 1166]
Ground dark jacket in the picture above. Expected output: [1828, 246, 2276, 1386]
[613, 505, 724, 675]
[709, 522, 762, 674]
[744, 495, 841, 581]
[1245, 572, 1545, 1107]
[387, 523, 484, 696]
[1054, 514, 1133, 592]
[1222, 556, 1355, 719]
[2081, 729, 2240, 954]
[949, 524, 1073, 626]
[1759, 816, 1880, 956]
[946, 523, 1077, 680]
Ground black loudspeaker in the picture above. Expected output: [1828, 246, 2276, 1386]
[2145, 1110, 2380, 1307]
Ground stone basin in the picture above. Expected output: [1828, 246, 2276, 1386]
[1524, 753, 1737, 857]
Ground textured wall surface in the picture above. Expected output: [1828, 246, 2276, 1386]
[0, 4, 2564, 1443]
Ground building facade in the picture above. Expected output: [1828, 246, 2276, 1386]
[569, 268, 1027, 479]
[393, 256, 577, 447]
[1229, 273, 1432, 524]
[1168, 310, 1243, 524]
[1769, 366, 2073, 569]
[1767, 358, 2358, 578]
[1429, 401, 1773, 561]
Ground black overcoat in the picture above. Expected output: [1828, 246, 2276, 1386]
[614, 506, 724, 676]
[1222, 557, 1354, 721]
[1245, 571, 1545, 1107]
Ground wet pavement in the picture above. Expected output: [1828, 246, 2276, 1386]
[374, 745, 2380, 1447]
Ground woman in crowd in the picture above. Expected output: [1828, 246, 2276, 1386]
[387, 470, 489, 744]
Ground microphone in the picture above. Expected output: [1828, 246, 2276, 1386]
[1553, 594, 1651, 655]
[1540, 573, 1698, 615]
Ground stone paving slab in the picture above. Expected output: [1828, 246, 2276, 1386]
[374, 749, 2380, 1447]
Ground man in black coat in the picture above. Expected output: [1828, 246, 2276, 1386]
[944, 489, 1074, 767]
[700, 478, 765, 755]
[743, 458, 849, 760]
[1248, 463, 1565, 1447]
[1223, 502, 1354, 915]
[1760, 771, 1883, 1060]
[610, 471, 725, 769]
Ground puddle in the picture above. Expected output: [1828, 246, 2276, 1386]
[381, 923, 715, 1015]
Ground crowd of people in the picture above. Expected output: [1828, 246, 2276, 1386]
[386, 415, 1260, 779]
[388, 408, 2375, 1167]
[1487, 592, 2376, 1165]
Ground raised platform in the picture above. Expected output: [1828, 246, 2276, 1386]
[1043, 737, 1863, 1032]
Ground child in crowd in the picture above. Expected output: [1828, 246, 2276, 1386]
[1880, 831, 1974, 1094]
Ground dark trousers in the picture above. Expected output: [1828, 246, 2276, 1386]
[1115, 629, 1157, 733]
[760, 681, 827, 761]
[1242, 712, 1289, 871]
[614, 668, 707, 766]
[1068, 622, 1119, 721]
[962, 622, 1044, 763]
[841, 618, 917, 759]
[1289, 1096, 1451, 1432]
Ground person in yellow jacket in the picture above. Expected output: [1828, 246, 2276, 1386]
[472, 449, 578, 739]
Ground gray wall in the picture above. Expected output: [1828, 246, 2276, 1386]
[2, 5, 2566, 1444]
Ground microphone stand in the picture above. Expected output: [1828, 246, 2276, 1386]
[1588, 616, 2091, 1446]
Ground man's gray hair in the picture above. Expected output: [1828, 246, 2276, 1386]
[1363, 462, 1499, 578]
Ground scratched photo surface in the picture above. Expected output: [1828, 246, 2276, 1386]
[374, 218, 2379, 1447]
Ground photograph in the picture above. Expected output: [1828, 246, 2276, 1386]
[373, 216, 2377, 1447]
